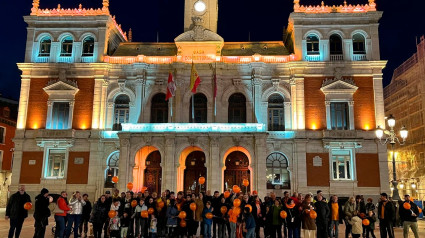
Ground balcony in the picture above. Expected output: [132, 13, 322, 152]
[58, 56, 73, 63]
[81, 56, 95, 63]
[330, 54, 344, 61]
[352, 54, 367, 61]
[35, 56, 50, 63]
[305, 54, 321, 62]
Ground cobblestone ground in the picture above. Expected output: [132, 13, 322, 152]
[1, 209, 424, 238]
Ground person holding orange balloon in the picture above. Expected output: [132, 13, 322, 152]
[202, 201, 214, 238]
[134, 198, 149, 238]
[364, 210, 377, 238]
[301, 194, 316, 238]
[182, 194, 195, 237]
[399, 194, 420, 238]
[5, 185, 32, 238]
[282, 198, 301, 238]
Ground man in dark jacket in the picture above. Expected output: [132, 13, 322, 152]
[315, 194, 330, 238]
[79, 194, 92, 237]
[377, 193, 395, 238]
[211, 191, 221, 238]
[328, 195, 344, 238]
[6, 185, 31, 238]
[399, 194, 419, 238]
[33, 188, 51, 238]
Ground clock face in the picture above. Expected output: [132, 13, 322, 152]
[194, 0, 206, 12]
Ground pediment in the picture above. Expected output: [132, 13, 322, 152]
[175, 28, 224, 42]
[43, 80, 79, 96]
[320, 78, 358, 94]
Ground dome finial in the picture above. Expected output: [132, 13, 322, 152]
[102, 0, 110, 13]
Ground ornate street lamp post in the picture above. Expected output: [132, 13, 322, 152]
[375, 114, 408, 201]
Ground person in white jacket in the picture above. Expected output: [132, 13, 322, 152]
[65, 191, 86, 238]
[348, 214, 363, 238]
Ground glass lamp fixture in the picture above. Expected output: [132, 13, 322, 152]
[411, 183, 416, 189]
[194, 0, 206, 12]
[375, 126, 384, 140]
[399, 183, 404, 189]
[400, 126, 408, 140]
[387, 114, 396, 128]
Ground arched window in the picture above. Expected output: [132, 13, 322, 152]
[306, 34, 320, 55]
[352, 33, 366, 54]
[105, 151, 119, 188]
[330, 34, 343, 55]
[151, 93, 168, 123]
[60, 36, 73, 56]
[82, 36, 95, 56]
[268, 94, 285, 131]
[189, 93, 207, 123]
[228, 93, 246, 123]
[39, 36, 51, 57]
[114, 95, 130, 129]
[266, 152, 290, 189]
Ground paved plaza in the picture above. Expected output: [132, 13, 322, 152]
[0, 209, 424, 238]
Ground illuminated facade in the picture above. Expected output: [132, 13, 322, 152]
[12, 0, 389, 199]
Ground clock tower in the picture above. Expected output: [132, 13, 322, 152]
[184, 0, 218, 33]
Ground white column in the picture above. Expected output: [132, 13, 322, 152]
[325, 101, 331, 130]
[164, 137, 176, 192]
[373, 73, 386, 129]
[135, 78, 143, 123]
[294, 140, 308, 192]
[321, 39, 329, 61]
[51, 42, 59, 63]
[10, 139, 24, 187]
[344, 39, 352, 61]
[99, 81, 108, 129]
[252, 79, 263, 123]
[68, 101, 75, 129]
[74, 42, 82, 63]
[284, 102, 292, 130]
[377, 143, 390, 194]
[348, 101, 355, 130]
[290, 79, 297, 129]
[17, 77, 31, 129]
[106, 102, 115, 129]
[295, 76, 305, 129]
[209, 137, 221, 192]
[91, 78, 104, 129]
[261, 102, 268, 128]
[46, 101, 53, 129]
[118, 137, 131, 192]
[255, 135, 268, 198]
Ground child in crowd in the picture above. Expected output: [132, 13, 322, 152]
[202, 201, 213, 238]
[109, 212, 121, 238]
[150, 213, 158, 238]
[120, 212, 130, 238]
[348, 213, 363, 238]
[365, 210, 377, 238]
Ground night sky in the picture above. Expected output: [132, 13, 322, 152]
[1, 0, 424, 100]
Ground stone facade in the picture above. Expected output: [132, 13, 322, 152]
[11, 0, 389, 201]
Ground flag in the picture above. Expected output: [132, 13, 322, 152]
[166, 72, 176, 101]
[190, 63, 201, 93]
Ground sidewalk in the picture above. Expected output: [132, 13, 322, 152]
[1, 208, 425, 237]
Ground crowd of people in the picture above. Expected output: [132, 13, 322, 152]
[5, 185, 423, 238]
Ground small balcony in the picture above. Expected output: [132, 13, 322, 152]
[305, 54, 321, 62]
[352, 53, 367, 61]
[330, 54, 344, 61]
[35, 56, 50, 63]
[58, 56, 73, 63]
[81, 56, 95, 63]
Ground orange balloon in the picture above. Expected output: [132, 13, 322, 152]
[233, 198, 241, 207]
[24, 202, 32, 210]
[252, 190, 258, 195]
[232, 185, 241, 194]
[112, 176, 119, 183]
[178, 211, 187, 219]
[180, 220, 187, 227]
[233, 207, 241, 215]
[199, 177, 206, 185]
[221, 206, 228, 214]
[108, 210, 117, 218]
[206, 212, 213, 219]
[419, 208, 423, 214]
[228, 209, 233, 215]
[131, 200, 138, 208]
[403, 202, 411, 210]
[359, 213, 366, 219]
[141, 187, 147, 193]
[245, 204, 252, 212]
[309, 210, 317, 219]
[362, 219, 370, 226]
[148, 208, 155, 214]
[176, 203, 182, 211]
[224, 191, 230, 198]
[158, 201, 165, 208]
[127, 182, 133, 190]
[243, 179, 249, 187]
[280, 210, 287, 219]
[190, 202, 197, 211]
[141, 210, 149, 218]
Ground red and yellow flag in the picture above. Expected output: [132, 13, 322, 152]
[190, 63, 201, 93]
[165, 72, 176, 101]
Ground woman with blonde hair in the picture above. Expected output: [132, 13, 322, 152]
[344, 197, 356, 238]
[301, 194, 316, 238]
[65, 191, 85, 238]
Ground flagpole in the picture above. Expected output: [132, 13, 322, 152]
[170, 97, 173, 120]
[192, 93, 195, 121]
[214, 62, 217, 118]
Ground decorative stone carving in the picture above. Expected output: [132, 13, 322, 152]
[188, 137, 197, 146]
[271, 78, 280, 90]
[118, 79, 126, 92]
[232, 78, 242, 86]
[175, 17, 224, 42]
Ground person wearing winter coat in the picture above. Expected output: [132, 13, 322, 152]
[267, 199, 283, 238]
[243, 207, 256, 238]
[315, 194, 330, 238]
[399, 194, 419, 238]
[6, 185, 31, 238]
[216, 197, 230, 238]
[166, 199, 179, 235]
[134, 198, 148, 238]
[79, 194, 92, 237]
[194, 193, 204, 236]
[66, 191, 86, 238]
[91, 195, 108, 238]
[283, 198, 301, 238]
[251, 196, 265, 238]
[328, 195, 344, 238]
[377, 193, 395, 238]
[344, 197, 356, 238]
[33, 188, 52, 238]
[301, 194, 316, 238]
[202, 201, 213, 238]
[182, 194, 195, 237]
[54, 191, 71, 238]
[348, 214, 363, 238]
[365, 210, 377, 238]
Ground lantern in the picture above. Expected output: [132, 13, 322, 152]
[148, 208, 155, 214]
[232, 185, 241, 194]
[180, 220, 187, 227]
[403, 203, 411, 210]
[362, 219, 370, 226]
[141, 210, 149, 218]
[243, 179, 249, 187]
[131, 200, 137, 208]
[280, 210, 287, 219]
[178, 211, 187, 219]
[221, 206, 228, 214]
[112, 176, 119, 183]
[190, 203, 197, 211]
[224, 191, 230, 198]
[309, 210, 317, 219]
[127, 182, 134, 190]
[24, 202, 32, 210]
[199, 177, 206, 185]
[108, 210, 117, 218]
[233, 198, 241, 207]
[245, 204, 252, 212]
[206, 212, 213, 219]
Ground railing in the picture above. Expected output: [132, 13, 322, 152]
[57, 56, 73, 63]
[81, 57, 95, 63]
[330, 54, 344, 61]
[35, 56, 50, 63]
[352, 54, 367, 61]
[305, 54, 321, 62]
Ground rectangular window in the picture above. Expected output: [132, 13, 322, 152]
[45, 149, 66, 178]
[0, 127, 5, 144]
[51, 102, 70, 129]
[268, 108, 285, 131]
[114, 108, 129, 124]
[331, 150, 352, 180]
[330, 102, 349, 130]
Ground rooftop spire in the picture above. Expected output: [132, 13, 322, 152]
[31, 0, 40, 15]
[294, 0, 300, 11]
[102, 0, 110, 13]
[128, 28, 133, 42]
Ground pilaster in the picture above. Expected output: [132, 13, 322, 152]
[17, 76, 31, 129]
[295, 76, 305, 129]
[91, 77, 104, 129]
[373, 72, 385, 129]
[209, 136, 220, 192]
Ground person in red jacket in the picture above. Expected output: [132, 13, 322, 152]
[54, 191, 70, 238]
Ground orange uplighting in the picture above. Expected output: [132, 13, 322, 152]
[294, 0, 376, 14]
[364, 125, 370, 131]
[311, 123, 317, 130]
[32, 124, 38, 129]
[80, 124, 87, 130]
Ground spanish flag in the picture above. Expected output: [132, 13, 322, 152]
[190, 62, 201, 93]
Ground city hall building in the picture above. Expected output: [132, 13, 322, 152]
[12, 0, 389, 200]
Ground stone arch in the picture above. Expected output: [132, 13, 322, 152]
[326, 30, 346, 39]
[303, 30, 324, 40]
[261, 85, 291, 102]
[350, 29, 370, 39]
[176, 145, 208, 192]
[221, 145, 254, 191]
[221, 85, 252, 103]
[57, 32, 76, 42]
[107, 86, 136, 103]
[35, 32, 54, 42]
[133, 145, 161, 192]
[79, 32, 98, 42]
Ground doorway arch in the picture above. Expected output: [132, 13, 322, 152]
[184, 151, 207, 194]
[134, 146, 160, 192]
[222, 146, 253, 192]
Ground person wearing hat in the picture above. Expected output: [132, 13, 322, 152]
[399, 194, 419, 238]
[377, 193, 395, 238]
[33, 188, 52, 238]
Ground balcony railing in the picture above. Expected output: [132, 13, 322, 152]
[35, 56, 50, 63]
[352, 54, 367, 61]
[57, 56, 73, 63]
[305, 54, 321, 62]
[330, 54, 344, 61]
[81, 56, 95, 63]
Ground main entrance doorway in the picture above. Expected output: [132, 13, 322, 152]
[144, 151, 162, 193]
[184, 151, 207, 194]
[224, 151, 250, 192]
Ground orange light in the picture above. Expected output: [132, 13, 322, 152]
[81, 124, 87, 130]
[364, 125, 370, 131]
[311, 124, 317, 130]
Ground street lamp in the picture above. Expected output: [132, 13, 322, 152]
[375, 114, 408, 201]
